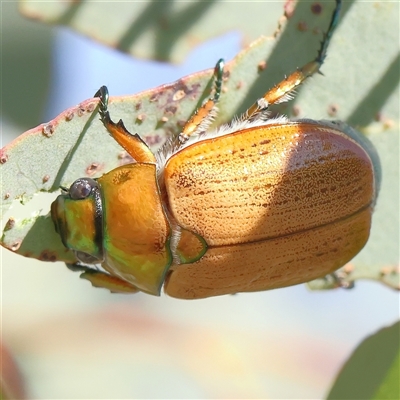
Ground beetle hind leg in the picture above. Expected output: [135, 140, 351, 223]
[178, 59, 225, 144]
[245, 0, 342, 119]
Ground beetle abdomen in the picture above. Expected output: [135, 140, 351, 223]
[164, 122, 375, 247]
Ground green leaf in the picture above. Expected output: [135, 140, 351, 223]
[373, 351, 400, 400]
[326, 321, 400, 400]
[19, 1, 284, 63]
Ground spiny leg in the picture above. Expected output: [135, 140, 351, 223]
[94, 86, 156, 163]
[178, 58, 225, 144]
[67, 263, 140, 293]
[245, 0, 342, 118]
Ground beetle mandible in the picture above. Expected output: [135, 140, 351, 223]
[51, 0, 381, 299]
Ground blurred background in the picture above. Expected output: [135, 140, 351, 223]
[2, 1, 399, 399]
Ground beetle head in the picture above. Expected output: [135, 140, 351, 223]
[51, 178, 104, 263]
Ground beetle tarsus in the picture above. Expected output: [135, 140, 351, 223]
[244, 0, 342, 118]
[212, 58, 224, 102]
[330, 271, 355, 289]
[95, 85, 109, 104]
[94, 85, 111, 124]
[315, 0, 342, 66]
[178, 58, 226, 146]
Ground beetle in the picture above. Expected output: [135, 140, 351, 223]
[51, 0, 380, 299]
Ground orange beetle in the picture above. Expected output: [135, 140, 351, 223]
[51, 0, 380, 298]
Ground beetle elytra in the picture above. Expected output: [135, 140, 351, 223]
[51, 0, 380, 298]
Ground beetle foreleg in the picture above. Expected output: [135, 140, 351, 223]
[245, 0, 342, 118]
[94, 86, 156, 164]
[66, 263, 140, 293]
[178, 59, 225, 144]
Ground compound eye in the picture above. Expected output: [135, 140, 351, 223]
[69, 178, 98, 200]
[75, 251, 100, 264]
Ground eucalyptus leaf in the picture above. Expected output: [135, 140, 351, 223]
[19, 1, 284, 63]
[327, 321, 400, 400]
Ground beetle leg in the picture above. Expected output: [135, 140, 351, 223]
[245, 0, 342, 118]
[66, 263, 140, 293]
[178, 59, 225, 144]
[94, 86, 156, 164]
[329, 271, 355, 289]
